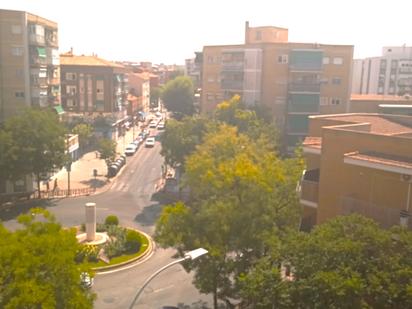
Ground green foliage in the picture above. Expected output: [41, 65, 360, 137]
[161, 76, 195, 118]
[97, 138, 116, 165]
[160, 116, 213, 168]
[156, 125, 303, 306]
[150, 86, 163, 106]
[125, 230, 142, 253]
[0, 108, 67, 194]
[104, 215, 119, 226]
[0, 208, 95, 308]
[72, 123, 93, 149]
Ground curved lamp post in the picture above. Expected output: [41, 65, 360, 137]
[128, 248, 208, 309]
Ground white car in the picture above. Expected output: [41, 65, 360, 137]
[80, 272, 93, 288]
[124, 144, 137, 156]
[149, 121, 157, 128]
[157, 122, 165, 130]
[145, 137, 155, 147]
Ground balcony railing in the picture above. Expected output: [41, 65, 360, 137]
[29, 34, 45, 45]
[221, 80, 243, 90]
[289, 83, 321, 93]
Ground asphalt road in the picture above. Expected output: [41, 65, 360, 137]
[2, 134, 213, 309]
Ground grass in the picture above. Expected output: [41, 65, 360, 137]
[88, 230, 150, 268]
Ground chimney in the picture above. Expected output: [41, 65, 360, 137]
[245, 21, 249, 44]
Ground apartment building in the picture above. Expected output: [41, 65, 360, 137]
[299, 113, 412, 230]
[0, 9, 60, 122]
[352, 46, 412, 96]
[128, 72, 150, 113]
[201, 22, 353, 150]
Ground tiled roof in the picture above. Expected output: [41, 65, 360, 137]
[302, 137, 322, 149]
[322, 114, 412, 135]
[344, 151, 412, 170]
[60, 54, 124, 68]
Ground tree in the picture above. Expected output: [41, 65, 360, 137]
[1, 108, 67, 196]
[239, 214, 412, 308]
[155, 125, 303, 307]
[160, 116, 212, 169]
[0, 208, 95, 308]
[72, 123, 94, 152]
[150, 86, 163, 107]
[97, 138, 116, 166]
[161, 76, 195, 118]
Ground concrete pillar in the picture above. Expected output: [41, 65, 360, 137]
[85, 202, 96, 241]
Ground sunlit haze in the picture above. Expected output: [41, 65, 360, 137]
[2, 0, 412, 64]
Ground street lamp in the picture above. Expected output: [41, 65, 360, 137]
[128, 248, 208, 309]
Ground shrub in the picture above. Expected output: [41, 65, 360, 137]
[125, 230, 142, 253]
[105, 215, 119, 226]
[96, 223, 107, 232]
[104, 239, 125, 258]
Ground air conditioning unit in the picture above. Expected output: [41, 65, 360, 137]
[401, 174, 412, 182]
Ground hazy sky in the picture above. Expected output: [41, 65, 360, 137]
[2, 0, 412, 64]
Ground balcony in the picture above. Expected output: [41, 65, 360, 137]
[29, 34, 45, 45]
[221, 80, 243, 90]
[221, 62, 244, 72]
[298, 169, 319, 208]
[289, 83, 320, 93]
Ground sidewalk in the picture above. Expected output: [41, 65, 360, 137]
[41, 123, 142, 196]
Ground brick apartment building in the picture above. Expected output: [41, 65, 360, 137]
[299, 113, 412, 230]
[201, 22, 353, 151]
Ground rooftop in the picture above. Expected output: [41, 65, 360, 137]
[351, 94, 412, 102]
[60, 53, 124, 68]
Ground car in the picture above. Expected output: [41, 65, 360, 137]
[145, 137, 155, 147]
[149, 121, 157, 128]
[157, 122, 165, 130]
[80, 272, 93, 288]
[132, 139, 141, 147]
[155, 111, 163, 118]
[124, 144, 137, 156]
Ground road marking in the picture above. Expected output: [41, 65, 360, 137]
[152, 284, 175, 293]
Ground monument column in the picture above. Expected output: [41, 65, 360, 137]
[85, 202, 96, 241]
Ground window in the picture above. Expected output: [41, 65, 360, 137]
[207, 56, 214, 64]
[66, 99, 76, 107]
[66, 85, 77, 95]
[333, 57, 343, 65]
[331, 97, 341, 105]
[11, 47, 23, 56]
[277, 55, 288, 64]
[323, 57, 330, 65]
[320, 77, 329, 85]
[207, 76, 215, 83]
[65, 72, 77, 81]
[11, 25, 22, 34]
[15, 91, 25, 98]
[206, 93, 214, 101]
[332, 77, 341, 85]
[275, 97, 286, 105]
[320, 97, 329, 105]
[255, 30, 262, 41]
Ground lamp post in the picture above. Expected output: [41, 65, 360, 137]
[128, 248, 208, 309]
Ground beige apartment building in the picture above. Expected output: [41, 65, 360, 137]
[201, 22, 353, 150]
[349, 94, 412, 115]
[299, 113, 412, 230]
[0, 9, 60, 122]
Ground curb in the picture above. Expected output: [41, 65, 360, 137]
[92, 228, 154, 273]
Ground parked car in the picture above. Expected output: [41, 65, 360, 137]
[155, 111, 163, 118]
[125, 144, 137, 156]
[157, 122, 165, 130]
[145, 137, 155, 147]
[149, 121, 157, 128]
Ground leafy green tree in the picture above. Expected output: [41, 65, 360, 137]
[239, 214, 412, 309]
[72, 123, 94, 151]
[161, 76, 195, 118]
[160, 116, 213, 169]
[156, 125, 303, 308]
[1, 108, 67, 195]
[150, 86, 163, 107]
[97, 138, 116, 166]
[0, 208, 95, 308]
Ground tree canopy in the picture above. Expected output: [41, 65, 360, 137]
[161, 76, 195, 118]
[0, 108, 67, 194]
[97, 138, 116, 166]
[155, 125, 303, 307]
[0, 208, 95, 308]
[72, 123, 94, 151]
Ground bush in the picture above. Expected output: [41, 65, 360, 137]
[104, 239, 125, 258]
[105, 215, 119, 226]
[125, 230, 142, 253]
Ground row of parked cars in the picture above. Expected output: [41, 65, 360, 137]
[107, 155, 126, 178]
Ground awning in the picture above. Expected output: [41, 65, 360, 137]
[53, 105, 65, 115]
[37, 47, 46, 58]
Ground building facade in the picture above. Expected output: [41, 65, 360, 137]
[128, 72, 150, 113]
[349, 94, 412, 115]
[352, 46, 412, 96]
[0, 9, 60, 122]
[299, 113, 412, 230]
[201, 22, 353, 150]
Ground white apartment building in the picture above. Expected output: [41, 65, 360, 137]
[352, 46, 412, 96]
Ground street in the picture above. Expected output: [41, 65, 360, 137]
[2, 134, 213, 309]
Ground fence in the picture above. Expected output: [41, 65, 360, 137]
[32, 187, 96, 199]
